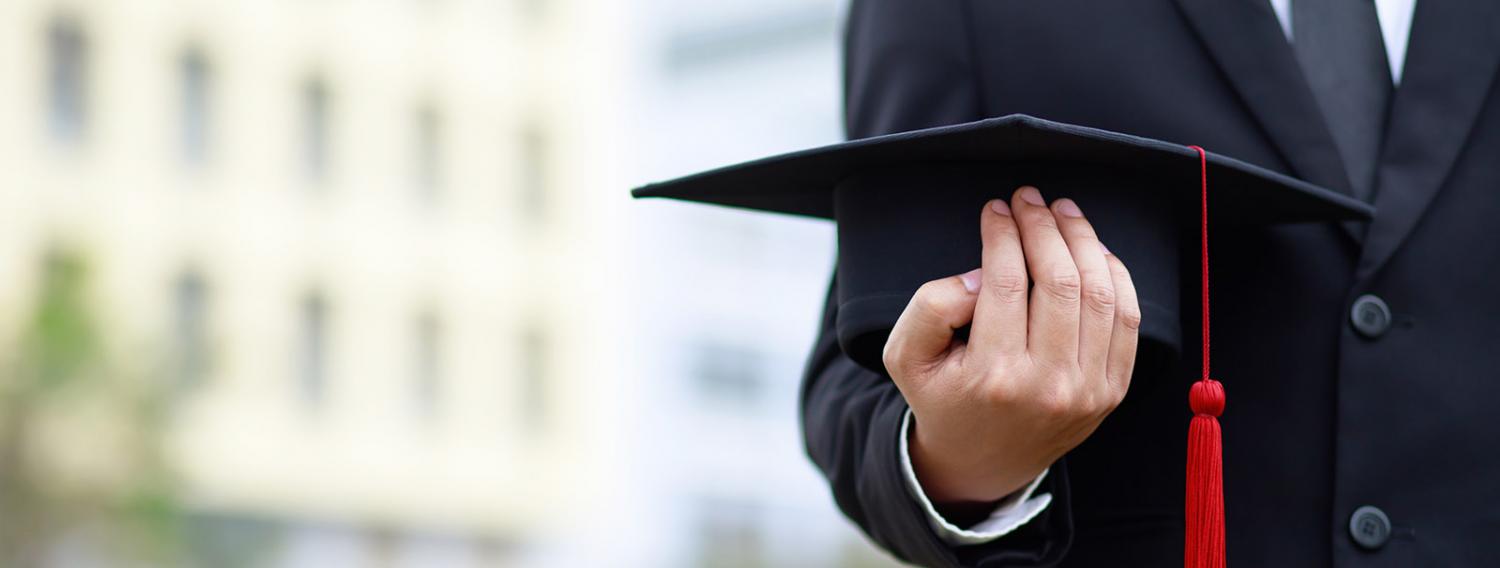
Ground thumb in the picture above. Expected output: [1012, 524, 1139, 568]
[882, 268, 982, 380]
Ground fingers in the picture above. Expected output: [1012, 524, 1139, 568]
[1104, 254, 1141, 398]
[883, 269, 983, 383]
[968, 198, 1029, 364]
[1011, 186, 1081, 365]
[1051, 198, 1116, 379]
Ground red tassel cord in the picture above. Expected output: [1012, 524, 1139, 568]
[1185, 146, 1226, 568]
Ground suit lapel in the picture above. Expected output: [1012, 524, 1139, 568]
[1357, 0, 1500, 279]
[1172, 0, 1359, 224]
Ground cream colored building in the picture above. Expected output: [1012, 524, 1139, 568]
[0, 0, 909, 566]
[0, 0, 629, 565]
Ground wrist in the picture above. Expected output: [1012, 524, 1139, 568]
[909, 414, 1040, 505]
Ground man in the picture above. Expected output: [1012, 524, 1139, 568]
[801, 0, 1500, 565]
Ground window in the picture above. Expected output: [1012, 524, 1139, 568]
[172, 271, 210, 390]
[518, 124, 549, 224]
[301, 77, 331, 181]
[413, 311, 442, 420]
[519, 326, 549, 433]
[297, 292, 329, 407]
[47, 16, 88, 142]
[179, 48, 211, 164]
[691, 342, 765, 409]
[415, 103, 442, 201]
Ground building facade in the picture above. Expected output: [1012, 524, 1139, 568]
[0, 0, 624, 565]
[0, 0, 898, 566]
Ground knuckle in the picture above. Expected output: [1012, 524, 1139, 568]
[1036, 387, 1077, 418]
[975, 361, 1027, 402]
[1083, 280, 1117, 316]
[1108, 256, 1135, 285]
[985, 272, 1029, 304]
[1026, 209, 1061, 231]
[1069, 231, 1102, 249]
[914, 279, 943, 299]
[881, 338, 902, 374]
[980, 378, 1020, 407]
[911, 282, 949, 315]
[881, 336, 918, 380]
[1093, 388, 1122, 414]
[1117, 305, 1144, 331]
[1038, 266, 1082, 302]
[1075, 390, 1102, 416]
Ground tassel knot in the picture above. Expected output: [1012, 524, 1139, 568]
[1189, 378, 1225, 417]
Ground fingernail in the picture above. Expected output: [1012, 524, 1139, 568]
[1055, 198, 1083, 218]
[989, 199, 1011, 216]
[1018, 186, 1045, 206]
[960, 268, 982, 293]
[1100, 242, 1111, 256]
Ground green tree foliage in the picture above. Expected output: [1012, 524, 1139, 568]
[0, 249, 182, 567]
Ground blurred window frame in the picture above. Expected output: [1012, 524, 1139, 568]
[413, 308, 443, 421]
[172, 269, 212, 391]
[46, 15, 88, 144]
[520, 324, 549, 434]
[297, 291, 330, 408]
[415, 102, 444, 203]
[519, 122, 550, 226]
[300, 76, 332, 183]
[179, 46, 212, 166]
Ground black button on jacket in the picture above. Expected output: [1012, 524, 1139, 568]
[800, 0, 1500, 566]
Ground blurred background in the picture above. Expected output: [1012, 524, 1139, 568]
[0, 0, 903, 566]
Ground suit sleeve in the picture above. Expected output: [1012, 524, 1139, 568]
[800, 1, 1076, 565]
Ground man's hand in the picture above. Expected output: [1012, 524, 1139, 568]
[883, 186, 1141, 505]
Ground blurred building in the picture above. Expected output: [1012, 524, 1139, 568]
[0, 0, 626, 566]
[0, 0, 899, 566]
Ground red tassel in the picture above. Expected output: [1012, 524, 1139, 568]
[1184, 146, 1226, 568]
[1186, 379, 1225, 568]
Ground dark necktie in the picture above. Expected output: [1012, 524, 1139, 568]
[1291, 0, 1394, 202]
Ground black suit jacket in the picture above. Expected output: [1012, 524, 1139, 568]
[800, 0, 1500, 566]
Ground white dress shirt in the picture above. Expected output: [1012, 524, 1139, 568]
[900, 0, 1418, 545]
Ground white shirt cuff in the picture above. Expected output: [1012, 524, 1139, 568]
[898, 409, 1053, 546]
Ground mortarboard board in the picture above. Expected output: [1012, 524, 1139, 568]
[632, 114, 1376, 568]
[632, 114, 1373, 369]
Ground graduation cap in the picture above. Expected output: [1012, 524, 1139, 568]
[634, 115, 1370, 362]
[632, 114, 1372, 567]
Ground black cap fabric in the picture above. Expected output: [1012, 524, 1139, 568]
[633, 115, 1374, 370]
